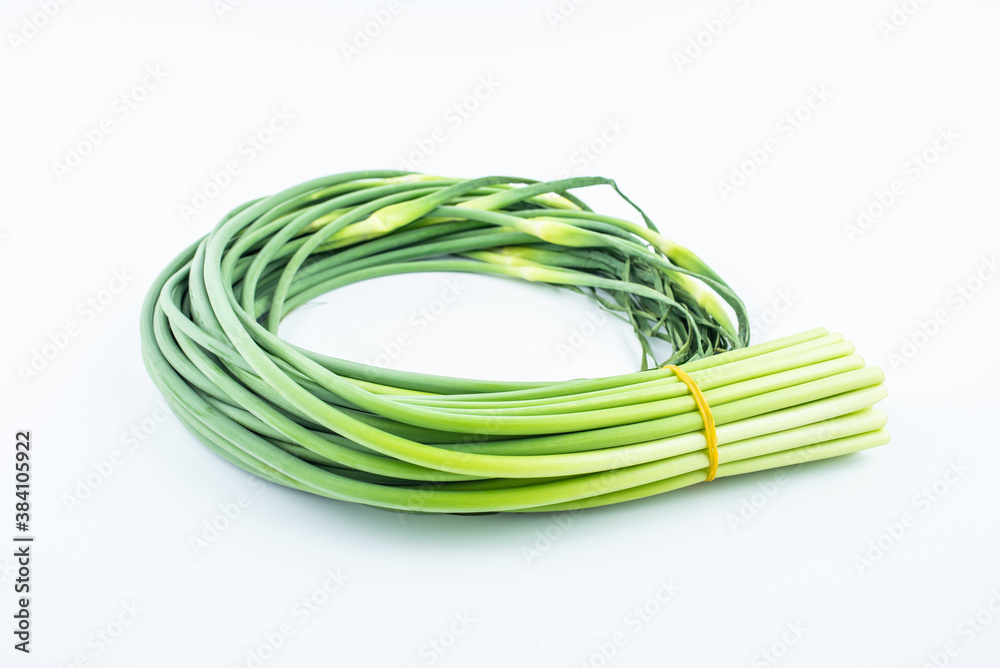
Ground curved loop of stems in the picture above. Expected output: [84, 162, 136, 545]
[140, 171, 889, 513]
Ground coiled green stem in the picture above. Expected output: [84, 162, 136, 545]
[140, 171, 888, 513]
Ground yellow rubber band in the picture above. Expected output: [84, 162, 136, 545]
[663, 365, 718, 481]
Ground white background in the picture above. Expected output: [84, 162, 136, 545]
[2, 0, 999, 666]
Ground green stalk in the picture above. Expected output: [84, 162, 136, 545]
[140, 171, 889, 513]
